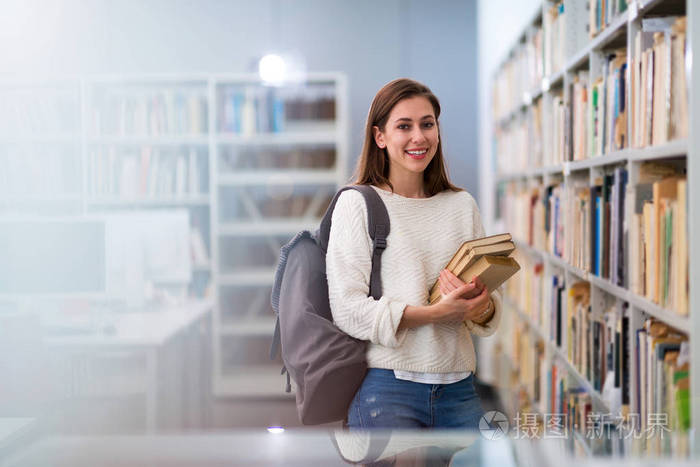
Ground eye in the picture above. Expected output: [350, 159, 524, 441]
[397, 124, 410, 130]
[422, 121, 435, 128]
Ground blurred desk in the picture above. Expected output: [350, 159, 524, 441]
[44, 300, 213, 433]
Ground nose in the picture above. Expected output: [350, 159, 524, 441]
[410, 127, 427, 144]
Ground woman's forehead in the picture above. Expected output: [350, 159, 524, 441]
[389, 96, 435, 120]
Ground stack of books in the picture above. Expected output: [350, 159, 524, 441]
[428, 233, 520, 305]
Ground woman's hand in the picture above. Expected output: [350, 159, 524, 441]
[435, 270, 492, 323]
[438, 269, 481, 299]
[398, 271, 493, 331]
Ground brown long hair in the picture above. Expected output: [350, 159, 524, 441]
[352, 78, 462, 197]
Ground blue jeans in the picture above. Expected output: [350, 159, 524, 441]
[347, 369, 485, 429]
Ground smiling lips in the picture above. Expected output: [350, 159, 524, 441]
[405, 148, 428, 159]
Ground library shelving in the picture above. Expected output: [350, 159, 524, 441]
[0, 72, 349, 401]
[488, 0, 697, 458]
[0, 79, 83, 216]
[210, 73, 348, 399]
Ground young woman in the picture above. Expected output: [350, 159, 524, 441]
[326, 78, 502, 429]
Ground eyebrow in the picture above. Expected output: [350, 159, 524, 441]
[394, 115, 435, 123]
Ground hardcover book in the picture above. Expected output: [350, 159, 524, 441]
[428, 233, 519, 305]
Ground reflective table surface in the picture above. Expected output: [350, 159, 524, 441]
[2, 428, 698, 467]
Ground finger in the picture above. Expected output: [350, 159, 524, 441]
[438, 271, 453, 293]
[439, 275, 456, 294]
[443, 269, 466, 287]
[448, 281, 475, 299]
[440, 281, 451, 296]
[471, 276, 486, 292]
[440, 269, 463, 292]
[465, 293, 491, 319]
[466, 285, 489, 305]
[455, 281, 479, 298]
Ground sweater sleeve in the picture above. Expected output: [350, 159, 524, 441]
[326, 190, 408, 348]
[463, 195, 503, 337]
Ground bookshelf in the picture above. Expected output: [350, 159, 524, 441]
[209, 73, 348, 399]
[0, 80, 83, 217]
[0, 72, 349, 401]
[487, 0, 697, 458]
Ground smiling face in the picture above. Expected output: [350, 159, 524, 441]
[372, 96, 439, 181]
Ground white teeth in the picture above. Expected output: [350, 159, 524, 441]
[406, 150, 426, 155]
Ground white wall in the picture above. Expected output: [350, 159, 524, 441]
[0, 0, 480, 195]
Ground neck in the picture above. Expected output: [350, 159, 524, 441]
[382, 174, 427, 199]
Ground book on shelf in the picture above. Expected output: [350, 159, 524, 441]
[504, 250, 545, 327]
[544, 2, 565, 77]
[428, 233, 518, 305]
[631, 17, 688, 148]
[546, 90, 566, 165]
[591, 48, 628, 157]
[567, 282, 589, 369]
[570, 71, 589, 161]
[551, 274, 566, 347]
[628, 163, 687, 314]
[92, 87, 208, 136]
[545, 184, 564, 257]
[492, 23, 543, 123]
[566, 179, 591, 271]
[92, 146, 207, 199]
[218, 84, 336, 135]
[494, 102, 544, 174]
[0, 146, 81, 199]
[589, 0, 628, 39]
[635, 319, 689, 440]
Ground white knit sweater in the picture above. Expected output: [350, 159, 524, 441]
[326, 185, 502, 374]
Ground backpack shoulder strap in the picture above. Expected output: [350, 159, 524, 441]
[319, 185, 390, 300]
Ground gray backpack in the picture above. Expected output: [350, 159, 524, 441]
[270, 185, 389, 425]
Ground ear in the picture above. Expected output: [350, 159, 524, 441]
[372, 126, 386, 149]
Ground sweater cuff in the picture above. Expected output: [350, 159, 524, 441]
[373, 299, 409, 348]
[465, 290, 502, 337]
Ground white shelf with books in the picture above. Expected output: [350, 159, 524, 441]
[513, 300, 612, 413]
[489, 0, 695, 458]
[0, 79, 84, 216]
[80, 76, 214, 302]
[517, 236, 692, 331]
[0, 72, 350, 403]
[498, 141, 688, 183]
[209, 73, 348, 398]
